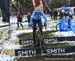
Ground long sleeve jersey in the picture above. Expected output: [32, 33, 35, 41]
[30, 11, 47, 24]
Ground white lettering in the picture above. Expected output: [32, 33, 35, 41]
[21, 40, 33, 45]
[17, 50, 36, 56]
[44, 38, 58, 44]
[47, 48, 65, 54]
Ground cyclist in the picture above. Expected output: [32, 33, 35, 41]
[30, 5, 47, 47]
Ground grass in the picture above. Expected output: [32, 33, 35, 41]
[17, 31, 56, 40]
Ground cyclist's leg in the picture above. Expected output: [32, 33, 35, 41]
[38, 19, 43, 35]
[33, 19, 37, 47]
[38, 19, 43, 48]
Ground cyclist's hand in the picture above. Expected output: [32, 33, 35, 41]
[44, 23, 46, 26]
[44, 23, 47, 29]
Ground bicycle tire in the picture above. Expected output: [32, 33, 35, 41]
[35, 30, 43, 48]
[56, 23, 59, 31]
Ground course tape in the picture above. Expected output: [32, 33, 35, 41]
[15, 46, 75, 56]
[19, 36, 75, 45]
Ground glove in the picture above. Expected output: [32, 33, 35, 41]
[44, 23, 47, 29]
[44, 23, 46, 26]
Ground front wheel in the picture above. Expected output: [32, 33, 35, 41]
[35, 30, 43, 48]
[56, 23, 59, 31]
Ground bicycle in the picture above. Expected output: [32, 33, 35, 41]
[32, 23, 47, 48]
[56, 22, 71, 31]
[34, 25, 43, 48]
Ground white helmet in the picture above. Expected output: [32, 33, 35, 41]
[35, 6, 42, 12]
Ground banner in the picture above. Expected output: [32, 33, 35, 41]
[19, 39, 33, 46]
[19, 36, 75, 45]
[32, 0, 36, 10]
[15, 46, 75, 56]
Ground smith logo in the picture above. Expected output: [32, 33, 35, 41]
[46, 48, 65, 54]
[15, 50, 36, 56]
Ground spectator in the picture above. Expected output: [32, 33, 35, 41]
[16, 10, 24, 29]
[59, 10, 64, 19]
[53, 9, 58, 20]
[49, 9, 53, 19]
[27, 12, 31, 26]
[64, 10, 68, 18]
[0, 0, 10, 23]
[68, 10, 73, 19]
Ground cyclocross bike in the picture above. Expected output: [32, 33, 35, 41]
[32, 23, 47, 48]
[35, 24, 43, 48]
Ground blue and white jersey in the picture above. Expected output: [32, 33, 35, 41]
[30, 11, 47, 24]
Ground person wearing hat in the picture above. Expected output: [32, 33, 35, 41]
[30, 5, 47, 47]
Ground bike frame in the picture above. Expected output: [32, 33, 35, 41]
[34, 24, 43, 48]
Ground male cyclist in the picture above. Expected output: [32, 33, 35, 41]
[30, 5, 47, 47]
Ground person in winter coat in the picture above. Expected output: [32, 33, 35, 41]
[16, 10, 23, 29]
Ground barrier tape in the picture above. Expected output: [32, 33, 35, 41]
[19, 36, 75, 45]
[15, 46, 75, 56]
